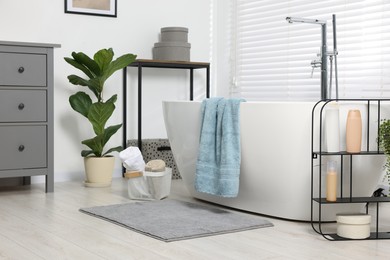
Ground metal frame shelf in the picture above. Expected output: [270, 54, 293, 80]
[122, 59, 210, 152]
[311, 98, 390, 241]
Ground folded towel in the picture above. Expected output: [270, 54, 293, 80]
[195, 97, 245, 197]
[119, 146, 145, 171]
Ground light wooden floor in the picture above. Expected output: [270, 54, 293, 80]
[0, 178, 389, 260]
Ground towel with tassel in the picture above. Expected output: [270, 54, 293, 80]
[195, 97, 245, 197]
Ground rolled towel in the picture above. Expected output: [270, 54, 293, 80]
[119, 146, 145, 171]
[145, 159, 166, 172]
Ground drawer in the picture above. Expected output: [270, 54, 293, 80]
[0, 125, 46, 170]
[0, 52, 46, 86]
[0, 90, 46, 122]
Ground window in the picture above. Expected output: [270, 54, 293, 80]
[231, 0, 390, 101]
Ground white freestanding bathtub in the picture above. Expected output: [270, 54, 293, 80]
[162, 101, 385, 221]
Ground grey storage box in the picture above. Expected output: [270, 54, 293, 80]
[161, 27, 188, 42]
[153, 26, 191, 62]
[153, 42, 191, 61]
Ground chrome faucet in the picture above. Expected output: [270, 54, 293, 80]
[286, 15, 338, 100]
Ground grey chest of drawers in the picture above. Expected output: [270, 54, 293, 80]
[0, 41, 60, 192]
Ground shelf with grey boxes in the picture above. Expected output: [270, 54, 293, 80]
[0, 41, 60, 192]
[311, 99, 390, 240]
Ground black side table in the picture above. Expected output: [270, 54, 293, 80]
[122, 59, 210, 157]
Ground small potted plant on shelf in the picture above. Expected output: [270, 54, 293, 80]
[65, 48, 136, 187]
[378, 119, 390, 195]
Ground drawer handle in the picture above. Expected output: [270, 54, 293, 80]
[18, 145, 25, 152]
[18, 103, 25, 110]
[18, 67, 25, 73]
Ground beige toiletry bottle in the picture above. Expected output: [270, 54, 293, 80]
[326, 160, 337, 202]
[346, 109, 362, 153]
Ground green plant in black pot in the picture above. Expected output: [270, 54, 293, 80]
[65, 48, 136, 186]
[378, 119, 390, 195]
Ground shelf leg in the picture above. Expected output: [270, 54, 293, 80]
[376, 202, 379, 239]
[190, 68, 194, 100]
[138, 64, 142, 151]
[206, 65, 210, 98]
[122, 67, 127, 175]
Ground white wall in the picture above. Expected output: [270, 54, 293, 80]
[0, 0, 212, 182]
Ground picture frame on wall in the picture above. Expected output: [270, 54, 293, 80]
[65, 0, 117, 17]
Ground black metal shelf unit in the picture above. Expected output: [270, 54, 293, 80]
[122, 59, 210, 153]
[311, 98, 390, 241]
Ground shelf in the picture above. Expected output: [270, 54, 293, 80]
[311, 99, 390, 241]
[313, 196, 390, 204]
[122, 58, 210, 175]
[313, 151, 384, 156]
[127, 59, 210, 69]
[325, 232, 390, 241]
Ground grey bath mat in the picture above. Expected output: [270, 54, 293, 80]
[80, 199, 273, 242]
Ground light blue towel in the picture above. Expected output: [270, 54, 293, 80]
[195, 97, 245, 197]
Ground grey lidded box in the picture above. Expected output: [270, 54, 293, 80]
[153, 42, 191, 61]
[161, 27, 188, 42]
[153, 26, 191, 61]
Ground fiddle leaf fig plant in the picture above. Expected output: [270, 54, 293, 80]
[65, 48, 136, 157]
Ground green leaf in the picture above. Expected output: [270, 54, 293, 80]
[94, 48, 114, 72]
[104, 53, 137, 80]
[69, 92, 92, 118]
[106, 94, 117, 104]
[82, 135, 103, 157]
[102, 124, 122, 148]
[81, 124, 122, 157]
[87, 101, 115, 135]
[88, 78, 103, 99]
[379, 119, 390, 155]
[81, 150, 95, 157]
[102, 146, 123, 157]
[67, 74, 89, 86]
[67, 75, 100, 99]
[64, 57, 94, 79]
[72, 52, 101, 77]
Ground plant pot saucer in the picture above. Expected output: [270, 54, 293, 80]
[83, 181, 111, 188]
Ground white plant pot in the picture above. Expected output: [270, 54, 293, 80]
[84, 156, 115, 187]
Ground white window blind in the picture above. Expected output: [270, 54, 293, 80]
[233, 0, 390, 101]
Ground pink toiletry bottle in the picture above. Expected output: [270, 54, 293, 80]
[326, 160, 337, 202]
[346, 109, 362, 153]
